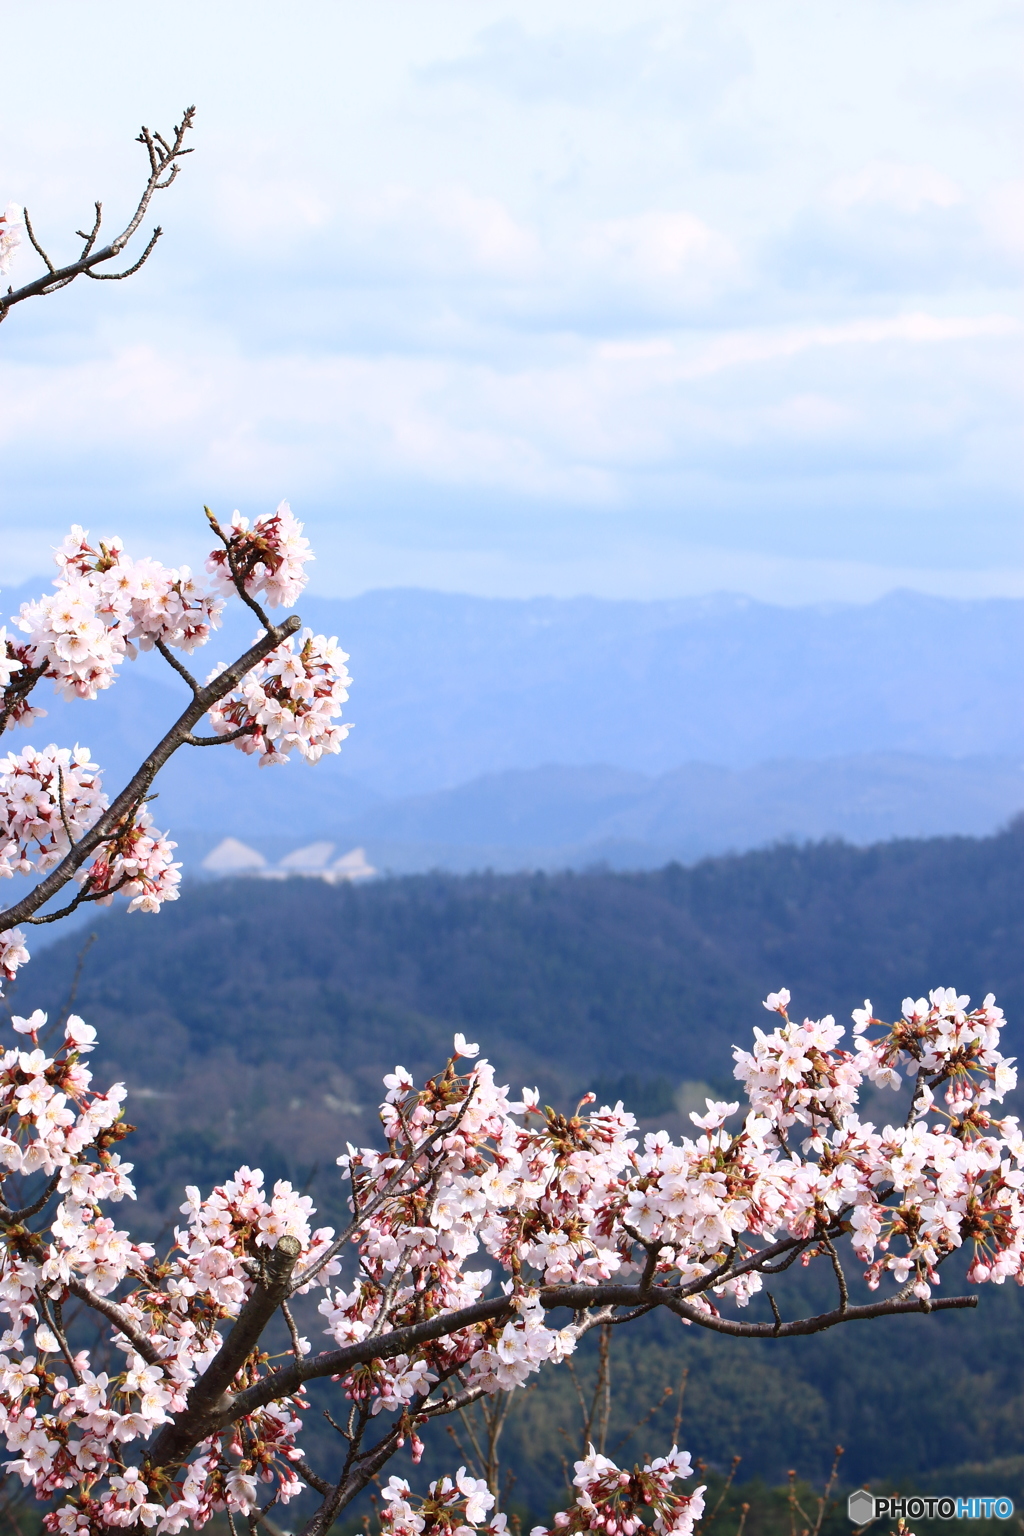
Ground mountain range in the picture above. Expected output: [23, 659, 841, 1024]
[4, 583, 1023, 873]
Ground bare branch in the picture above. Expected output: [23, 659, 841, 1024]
[22, 207, 55, 274]
[183, 726, 253, 747]
[0, 1169, 62, 1224]
[84, 225, 162, 280]
[23, 871, 129, 925]
[74, 202, 103, 257]
[37, 1291, 82, 1385]
[154, 638, 199, 694]
[820, 1234, 849, 1314]
[281, 1298, 305, 1360]
[0, 107, 195, 324]
[293, 1460, 334, 1497]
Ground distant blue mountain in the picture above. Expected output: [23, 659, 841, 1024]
[314, 754, 1024, 874]
[3, 583, 1022, 862]
[288, 588, 1024, 795]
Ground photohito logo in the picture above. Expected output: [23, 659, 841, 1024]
[848, 1491, 1015, 1524]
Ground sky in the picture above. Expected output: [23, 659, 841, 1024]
[0, 0, 1021, 603]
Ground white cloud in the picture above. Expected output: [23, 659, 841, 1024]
[355, 184, 540, 275]
[583, 210, 740, 293]
[981, 179, 1024, 259]
[827, 160, 963, 214]
[0, 306, 1016, 524]
[0, 0, 1021, 604]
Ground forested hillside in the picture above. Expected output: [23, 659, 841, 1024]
[21, 824, 1024, 1510]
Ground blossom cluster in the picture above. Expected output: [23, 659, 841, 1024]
[380, 1466, 503, 1536]
[0, 1008, 339, 1529]
[12, 527, 223, 705]
[205, 501, 313, 609]
[205, 627, 352, 765]
[379, 1444, 705, 1536]
[0, 985, 1016, 1530]
[2, 510, 318, 723]
[0, 744, 180, 988]
[0, 202, 22, 276]
[317, 985, 1021, 1423]
[77, 806, 181, 916]
[534, 1443, 705, 1536]
[0, 514, 351, 989]
[0, 743, 105, 879]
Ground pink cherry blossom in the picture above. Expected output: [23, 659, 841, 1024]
[205, 501, 313, 609]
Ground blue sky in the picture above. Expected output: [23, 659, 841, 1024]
[0, 0, 1021, 602]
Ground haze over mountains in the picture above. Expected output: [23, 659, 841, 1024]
[5, 581, 1023, 872]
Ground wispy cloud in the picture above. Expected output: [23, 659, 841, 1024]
[0, 0, 1020, 603]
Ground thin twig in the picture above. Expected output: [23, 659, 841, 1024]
[672, 1365, 689, 1444]
[0, 108, 195, 324]
[154, 638, 199, 693]
[820, 1234, 849, 1314]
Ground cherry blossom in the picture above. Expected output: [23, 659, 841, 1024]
[204, 627, 352, 766]
[0, 514, 352, 993]
[0, 202, 22, 276]
[0, 743, 106, 877]
[205, 501, 313, 609]
[0, 527, 1016, 1534]
[0, 984, 1014, 1532]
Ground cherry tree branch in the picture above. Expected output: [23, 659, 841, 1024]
[203, 1281, 977, 1441]
[0, 615, 300, 931]
[0, 109, 195, 325]
[146, 1236, 303, 1475]
[64, 1279, 165, 1367]
[154, 638, 200, 694]
[0, 656, 49, 735]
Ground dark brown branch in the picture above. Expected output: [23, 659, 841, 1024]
[293, 1460, 333, 1497]
[0, 107, 194, 323]
[147, 1236, 302, 1474]
[0, 1169, 62, 1223]
[820, 1235, 849, 1313]
[38, 1291, 82, 1385]
[154, 638, 199, 694]
[22, 208, 55, 273]
[281, 1298, 305, 1359]
[65, 1279, 165, 1366]
[423, 1383, 490, 1419]
[0, 614, 300, 931]
[84, 225, 162, 280]
[74, 202, 103, 258]
[217, 1282, 978, 1433]
[768, 1292, 783, 1335]
[183, 727, 253, 747]
[299, 1419, 407, 1536]
[0, 656, 50, 735]
[662, 1289, 975, 1337]
[23, 871, 130, 925]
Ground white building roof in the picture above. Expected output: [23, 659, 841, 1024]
[201, 837, 267, 872]
[278, 840, 336, 871]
